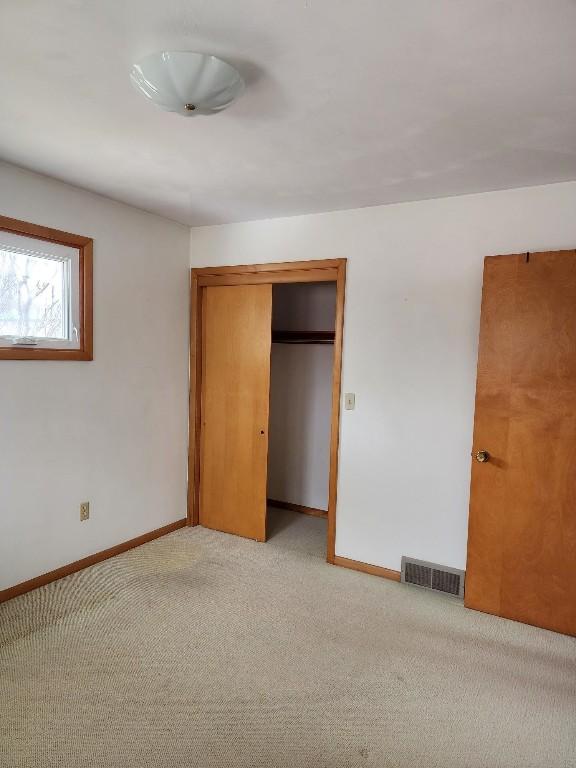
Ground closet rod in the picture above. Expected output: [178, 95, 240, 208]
[272, 330, 335, 344]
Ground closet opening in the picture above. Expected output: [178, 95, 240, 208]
[267, 282, 337, 559]
[188, 258, 346, 564]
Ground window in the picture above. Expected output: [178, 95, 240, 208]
[0, 216, 92, 360]
[0, 234, 79, 346]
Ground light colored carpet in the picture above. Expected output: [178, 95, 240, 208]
[1, 509, 575, 768]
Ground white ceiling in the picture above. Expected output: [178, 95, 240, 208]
[1, 0, 576, 226]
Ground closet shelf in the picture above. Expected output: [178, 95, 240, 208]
[272, 330, 335, 344]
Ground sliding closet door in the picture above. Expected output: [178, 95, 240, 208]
[199, 284, 272, 541]
[466, 250, 576, 636]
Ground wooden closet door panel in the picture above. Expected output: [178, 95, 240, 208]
[200, 284, 272, 541]
[465, 251, 576, 636]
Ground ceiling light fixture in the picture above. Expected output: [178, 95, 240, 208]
[130, 51, 244, 117]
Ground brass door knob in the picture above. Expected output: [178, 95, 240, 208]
[475, 450, 490, 463]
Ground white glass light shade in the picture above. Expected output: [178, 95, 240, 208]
[130, 52, 244, 116]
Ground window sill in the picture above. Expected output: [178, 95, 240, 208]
[0, 347, 92, 361]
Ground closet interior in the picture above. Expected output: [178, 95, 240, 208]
[266, 281, 337, 556]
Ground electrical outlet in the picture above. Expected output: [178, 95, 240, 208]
[80, 502, 90, 521]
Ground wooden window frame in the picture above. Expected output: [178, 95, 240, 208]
[0, 215, 93, 361]
[188, 258, 346, 564]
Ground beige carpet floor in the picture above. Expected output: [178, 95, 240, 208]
[1, 509, 575, 768]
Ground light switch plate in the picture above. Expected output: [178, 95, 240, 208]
[344, 393, 355, 410]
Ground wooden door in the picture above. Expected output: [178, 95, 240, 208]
[465, 250, 576, 636]
[199, 284, 272, 541]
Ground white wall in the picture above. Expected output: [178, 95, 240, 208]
[0, 163, 190, 590]
[190, 181, 576, 572]
[268, 284, 336, 510]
